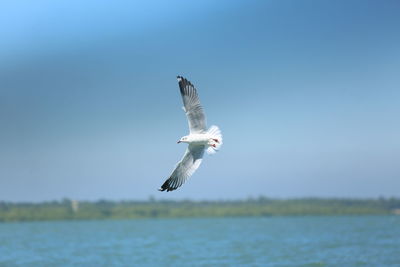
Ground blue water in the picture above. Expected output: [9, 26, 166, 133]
[0, 216, 399, 266]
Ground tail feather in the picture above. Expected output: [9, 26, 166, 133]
[206, 125, 223, 154]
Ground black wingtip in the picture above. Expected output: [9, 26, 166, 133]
[159, 181, 169, 192]
[176, 76, 195, 90]
[159, 179, 178, 192]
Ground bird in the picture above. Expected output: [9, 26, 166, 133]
[158, 76, 223, 192]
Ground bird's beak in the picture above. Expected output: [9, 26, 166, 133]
[177, 140, 181, 144]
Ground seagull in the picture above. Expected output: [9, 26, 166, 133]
[159, 76, 223, 192]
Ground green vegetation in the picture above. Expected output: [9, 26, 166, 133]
[0, 197, 399, 222]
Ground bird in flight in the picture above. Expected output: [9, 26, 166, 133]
[159, 76, 223, 192]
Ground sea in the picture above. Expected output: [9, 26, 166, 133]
[0, 216, 399, 266]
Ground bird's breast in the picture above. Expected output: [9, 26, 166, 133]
[188, 134, 209, 145]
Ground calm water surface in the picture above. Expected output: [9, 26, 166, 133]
[0, 216, 399, 266]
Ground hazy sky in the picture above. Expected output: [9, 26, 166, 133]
[1, 0, 399, 202]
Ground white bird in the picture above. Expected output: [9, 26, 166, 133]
[159, 76, 223, 192]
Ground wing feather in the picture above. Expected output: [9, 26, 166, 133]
[159, 145, 205, 192]
[177, 76, 207, 133]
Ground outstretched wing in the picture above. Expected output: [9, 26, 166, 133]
[177, 76, 207, 133]
[159, 145, 205, 192]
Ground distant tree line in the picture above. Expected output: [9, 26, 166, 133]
[0, 197, 399, 222]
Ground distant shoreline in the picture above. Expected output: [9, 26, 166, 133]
[1, 197, 399, 222]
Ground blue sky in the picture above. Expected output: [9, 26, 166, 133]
[1, 0, 399, 201]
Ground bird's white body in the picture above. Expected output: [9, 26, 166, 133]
[183, 134, 210, 144]
[179, 125, 222, 154]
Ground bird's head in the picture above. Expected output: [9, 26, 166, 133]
[177, 136, 189, 144]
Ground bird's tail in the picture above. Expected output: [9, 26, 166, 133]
[206, 125, 223, 154]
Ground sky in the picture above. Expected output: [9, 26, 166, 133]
[1, 0, 399, 202]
